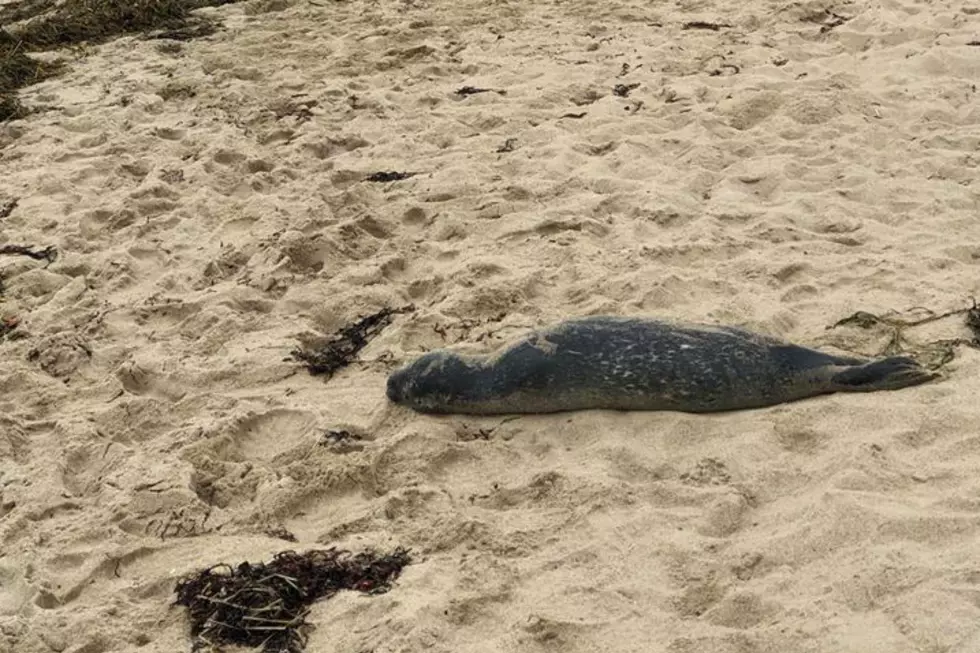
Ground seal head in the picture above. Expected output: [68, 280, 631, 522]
[386, 350, 488, 413]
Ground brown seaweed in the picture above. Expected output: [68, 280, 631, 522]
[174, 547, 411, 653]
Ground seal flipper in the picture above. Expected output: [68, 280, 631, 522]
[831, 356, 939, 392]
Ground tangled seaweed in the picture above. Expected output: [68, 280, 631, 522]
[0, 30, 63, 121]
[1, 0, 246, 121]
[827, 298, 980, 369]
[290, 305, 413, 378]
[174, 547, 412, 653]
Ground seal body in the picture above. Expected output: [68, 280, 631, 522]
[385, 316, 938, 415]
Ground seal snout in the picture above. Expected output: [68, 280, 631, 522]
[386, 371, 404, 403]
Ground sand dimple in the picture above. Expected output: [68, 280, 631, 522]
[234, 408, 319, 461]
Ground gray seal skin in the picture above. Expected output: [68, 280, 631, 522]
[385, 316, 939, 415]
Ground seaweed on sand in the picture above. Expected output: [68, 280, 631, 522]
[290, 305, 414, 378]
[173, 547, 412, 653]
[1, 0, 247, 121]
[828, 298, 980, 369]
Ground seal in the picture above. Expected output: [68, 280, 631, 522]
[385, 315, 939, 415]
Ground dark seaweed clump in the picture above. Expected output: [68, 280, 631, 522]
[0, 0, 246, 121]
[174, 547, 412, 653]
[290, 305, 413, 378]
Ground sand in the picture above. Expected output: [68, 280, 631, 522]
[2, 0, 980, 651]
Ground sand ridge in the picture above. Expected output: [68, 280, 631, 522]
[1, 0, 980, 651]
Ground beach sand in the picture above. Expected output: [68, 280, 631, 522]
[2, 0, 980, 651]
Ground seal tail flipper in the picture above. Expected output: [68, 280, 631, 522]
[831, 356, 940, 392]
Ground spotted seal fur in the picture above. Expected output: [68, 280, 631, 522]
[385, 315, 938, 415]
